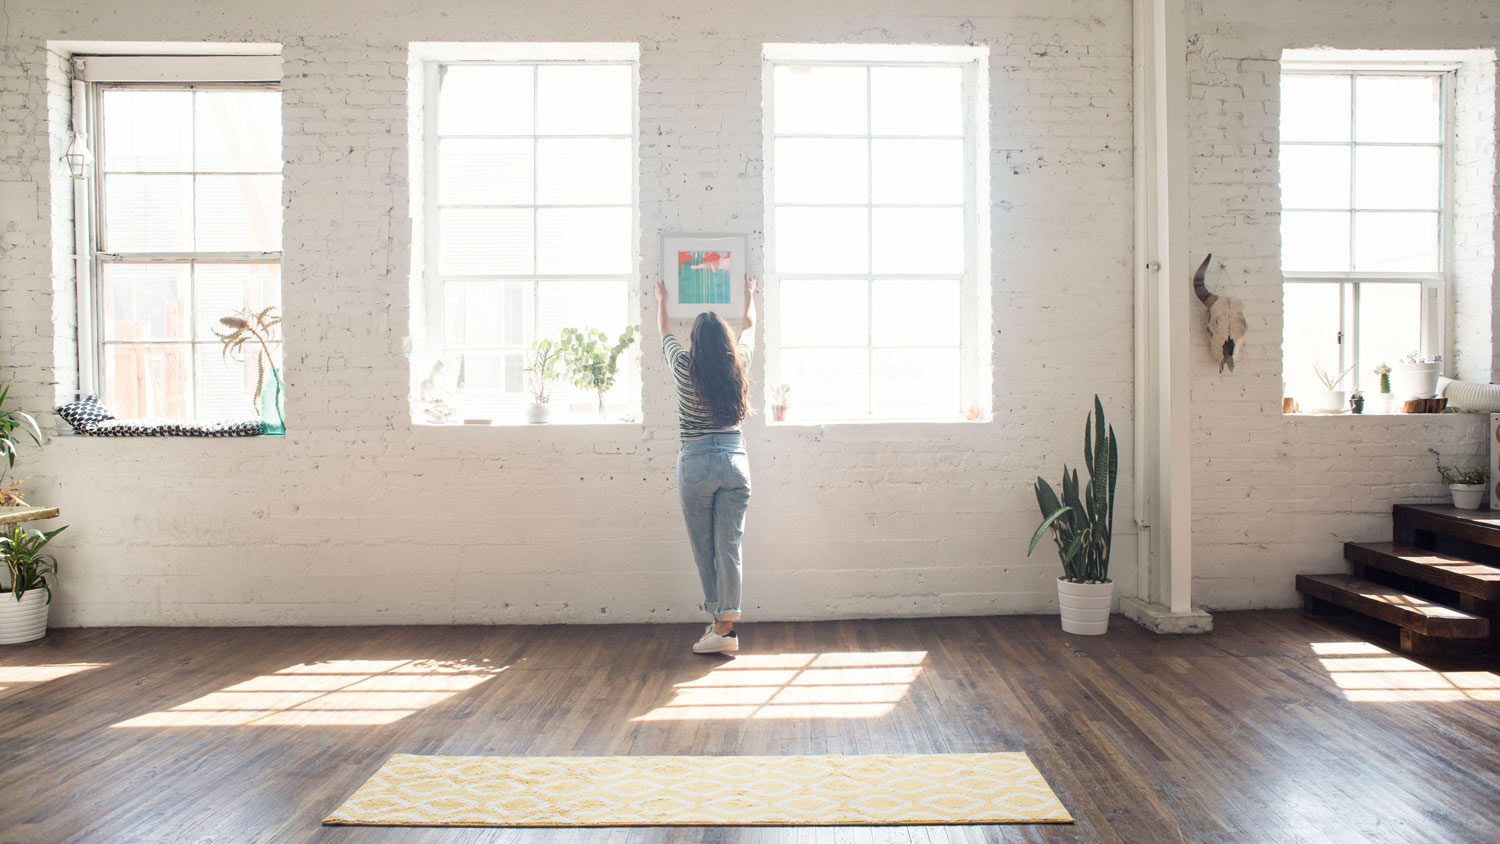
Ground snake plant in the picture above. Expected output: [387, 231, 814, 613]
[1027, 396, 1118, 583]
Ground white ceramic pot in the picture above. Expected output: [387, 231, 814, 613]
[1366, 395, 1397, 415]
[1306, 390, 1347, 413]
[526, 403, 553, 424]
[1057, 577, 1113, 635]
[0, 589, 50, 644]
[1450, 483, 1486, 510]
[1391, 363, 1441, 400]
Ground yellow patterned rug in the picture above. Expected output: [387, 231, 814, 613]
[323, 753, 1072, 827]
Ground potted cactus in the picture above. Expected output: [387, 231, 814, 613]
[1027, 396, 1118, 635]
[1367, 364, 1396, 414]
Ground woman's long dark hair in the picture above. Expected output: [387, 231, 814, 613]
[688, 312, 750, 427]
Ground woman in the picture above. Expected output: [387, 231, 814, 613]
[653, 277, 756, 655]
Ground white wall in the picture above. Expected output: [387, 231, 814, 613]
[0, 0, 1494, 626]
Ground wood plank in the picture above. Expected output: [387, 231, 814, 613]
[1393, 503, 1500, 550]
[0, 505, 60, 526]
[1296, 574, 1489, 638]
[1344, 541, 1500, 601]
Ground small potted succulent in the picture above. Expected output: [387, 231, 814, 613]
[1308, 362, 1355, 413]
[0, 524, 66, 644]
[771, 383, 790, 422]
[1350, 389, 1364, 414]
[1392, 352, 1442, 401]
[525, 339, 565, 424]
[1430, 448, 1487, 510]
[1367, 363, 1396, 414]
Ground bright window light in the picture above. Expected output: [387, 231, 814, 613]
[634, 651, 927, 721]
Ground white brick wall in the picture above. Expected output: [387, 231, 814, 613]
[0, 0, 1494, 626]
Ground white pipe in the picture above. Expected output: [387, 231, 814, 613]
[1438, 377, 1500, 412]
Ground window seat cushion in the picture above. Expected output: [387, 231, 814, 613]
[55, 397, 264, 437]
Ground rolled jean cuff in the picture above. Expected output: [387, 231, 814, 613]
[706, 606, 741, 622]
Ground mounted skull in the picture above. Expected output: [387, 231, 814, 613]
[1194, 253, 1247, 374]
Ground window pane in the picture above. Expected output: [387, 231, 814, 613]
[445, 350, 525, 396]
[104, 343, 192, 419]
[194, 264, 282, 341]
[195, 344, 269, 420]
[872, 139, 963, 205]
[872, 280, 958, 346]
[445, 280, 531, 348]
[104, 175, 193, 252]
[872, 348, 959, 418]
[440, 208, 534, 275]
[536, 280, 628, 343]
[537, 207, 631, 274]
[195, 175, 283, 251]
[194, 90, 281, 173]
[1355, 75, 1440, 143]
[870, 66, 963, 137]
[1279, 144, 1350, 209]
[1281, 75, 1351, 142]
[773, 65, 867, 135]
[101, 264, 191, 341]
[101, 90, 193, 172]
[439, 139, 533, 205]
[1357, 283, 1423, 393]
[537, 138, 631, 205]
[871, 208, 965, 275]
[1354, 146, 1440, 210]
[774, 207, 869, 274]
[1281, 210, 1350, 272]
[1353, 211, 1438, 272]
[779, 280, 868, 347]
[1282, 282, 1342, 402]
[439, 65, 534, 136]
[536, 65, 632, 136]
[780, 348, 868, 419]
[774, 138, 867, 204]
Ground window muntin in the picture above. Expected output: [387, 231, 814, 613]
[767, 61, 979, 422]
[91, 84, 282, 420]
[425, 60, 638, 421]
[1280, 69, 1446, 399]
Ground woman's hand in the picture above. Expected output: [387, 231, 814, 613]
[654, 280, 670, 338]
[653, 281, 667, 304]
[742, 275, 759, 332]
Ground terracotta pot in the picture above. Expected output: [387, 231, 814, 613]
[771, 404, 788, 422]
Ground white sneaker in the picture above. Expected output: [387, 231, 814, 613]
[692, 624, 739, 654]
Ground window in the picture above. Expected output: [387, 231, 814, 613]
[78, 55, 283, 421]
[417, 46, 639, 422]
[1280, 67, 1448, 401]
[764, 46, 988, 422]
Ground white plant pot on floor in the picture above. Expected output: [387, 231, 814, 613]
[1057, 577, 1113, 635]
[1450, 483, 1486, 510]
[0, 589, 49, 644]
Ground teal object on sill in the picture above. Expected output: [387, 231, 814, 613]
[261, 367, 286, 436]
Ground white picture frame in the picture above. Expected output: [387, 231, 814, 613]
[661, 234, 748, 319]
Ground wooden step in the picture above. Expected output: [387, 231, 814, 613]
[1393, 503, 1500, 550]
[1344, 541, 1500, 603]
[1296, 574, 1489, 655]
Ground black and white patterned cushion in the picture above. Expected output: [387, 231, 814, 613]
[55, 396, 115, 433]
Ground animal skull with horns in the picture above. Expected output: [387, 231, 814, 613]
[1193, 253, 1247, 374]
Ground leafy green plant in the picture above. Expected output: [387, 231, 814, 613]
[0, 385, 41, 507]
[2, 524, 66, 603]
[772, 383, 791, 405]
[559, 326, 640, 414]
[214, 306, 282, 409]
[1027, 396, 1118, 583]
[1430, 448, 1487, 485]
[526, 339, 565, 405]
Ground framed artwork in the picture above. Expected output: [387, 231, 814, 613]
[662, 234, 748, 319]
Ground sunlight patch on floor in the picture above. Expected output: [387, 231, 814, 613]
[1312, 641, 1500, 703]
[0, 663, 106, 695]
[634, 651, 927, 721]
[111, 658, 506, 727]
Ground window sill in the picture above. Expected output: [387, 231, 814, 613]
[411, 419, 645, 442]
[1282, 410, 1484, 418]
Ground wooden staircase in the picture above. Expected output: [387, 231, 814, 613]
[1297, 504, 1500, 655]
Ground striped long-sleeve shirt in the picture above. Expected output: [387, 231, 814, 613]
[663, 333, 754, 441]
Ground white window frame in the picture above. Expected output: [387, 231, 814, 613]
[414, 44, 641, 424]
[1281, 62, 1455, 395]
[73, 54, 283, 418]
[763, 45, 989, 424]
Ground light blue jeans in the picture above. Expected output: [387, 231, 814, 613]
[677, 433, 751, 622]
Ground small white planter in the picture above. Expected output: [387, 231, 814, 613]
[1365, 394, 1398, 415]
[1305, 390, 1348, 413]
[1450, 483, 1486, 510]
[1391, 363, 1441, 400]
[1057, 577, 1113, 635]
[0, 589, 50, 645]
[526, 403, 554, 424]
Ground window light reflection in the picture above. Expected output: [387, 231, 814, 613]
[111, 658, 506, 727]
[0, 663, 106, 695]
[1311, 642, 1500, 702]
[634, 651, 926, 721]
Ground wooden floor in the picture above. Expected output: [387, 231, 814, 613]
[3, 611, 1500, 843]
